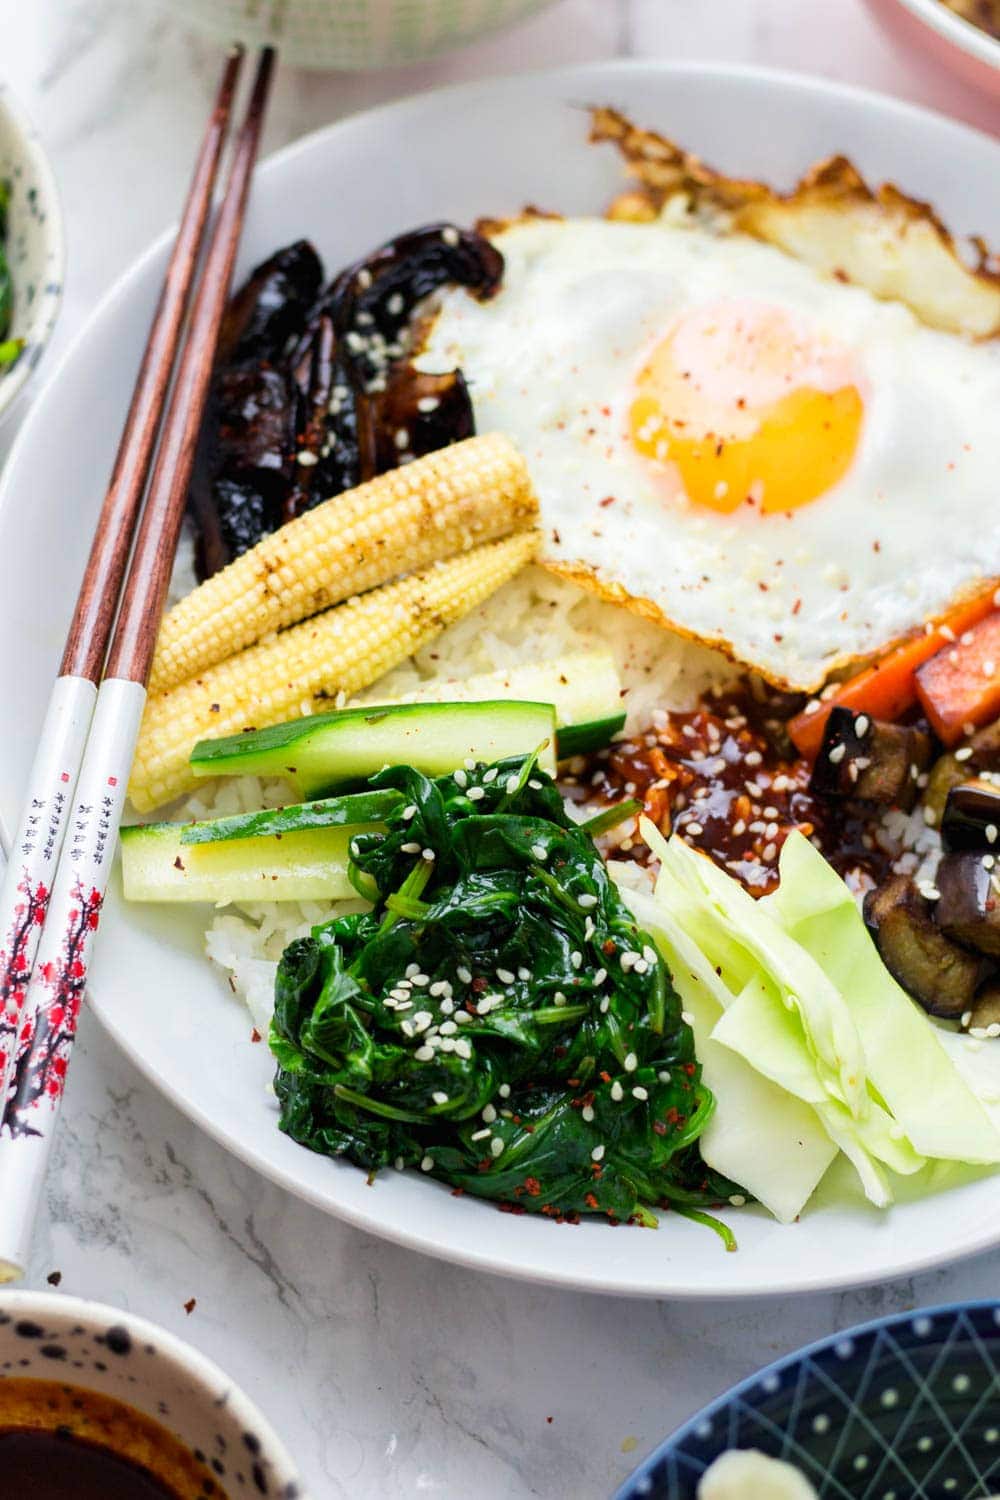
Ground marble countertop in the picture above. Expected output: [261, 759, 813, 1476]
[2, 3, 998, 1495]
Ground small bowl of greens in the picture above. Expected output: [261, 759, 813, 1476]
[0, 82, 63, 426]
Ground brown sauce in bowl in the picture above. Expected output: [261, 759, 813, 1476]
[0, 1379, 228, 1499]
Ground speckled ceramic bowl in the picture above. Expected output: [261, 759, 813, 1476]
[0, 83, 63, 427]
[0, 1290, 305, 1498]
[165, 0, 557, 70]
[617, 1301, 1000, 1499]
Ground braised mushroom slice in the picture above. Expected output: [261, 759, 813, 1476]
[934, 851, 1000, 957]
[810, 708, 932, 809]
[218, 239, 324, 365]
[941, 779, 1000, 852]
[864, 874, 983, 1018]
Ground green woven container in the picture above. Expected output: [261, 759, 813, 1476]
[169, 0, 558, 69]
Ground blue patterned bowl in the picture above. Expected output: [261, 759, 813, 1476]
[616, 1302, 1000, 1500]
[0, 83, 63, 427]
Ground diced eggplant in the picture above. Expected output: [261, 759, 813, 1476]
[970, 717, 1000, 767]
[941, 779, 1000, 852]
[810, 707, 932, 809]
[934, 851, 1000, 957]
[965, 978, 1000, 1034]
[922, 753, 969, 828]
[217, 240, 324, 365]
[864, 874, 983, 1018]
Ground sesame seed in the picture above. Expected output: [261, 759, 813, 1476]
[610, 1080, 624, 1102]
[393, 427, 410, 450]
[420, 1154, 434, 1172]
[438, 1020, 458, 1035]
[528, 778, 543, 790]
[394, 1156, 405, 1171]
[729, 1194, 747, 1207]
[505, 774, 520, 794]
[642, 946, 657, 965]
[854, 714, 870, 737]
[442, 225, 461, 246]
[422, 847, 435, 862]
[571, 950, 583, 969]
[454, 769, 468, 789]
[470, 1128, 491, 1141]
[517, 966, 531, 980]
[584, 917, 596, 941]
[620, 951, 637, 971]
[593, 968, 607, 986]
[828, 742, 846, 764]
[631, 1086, 649, 1101]
[762, 842, 777, 862]
[924, 805, 937, 826]
[411, 973, 430, 987]
[402, 804, 417, 820]
[417, 395, 440, 414]
[554, 991, 567, 1006]
[464, 757, 477, 770]
[429, 980, 449, 996]
[496, 967, 515, 985]
[401, 1020, 415, 1038]
[499, 1083, 511, 1098]
[393, 1000, 413, 1012]
[482, 767, 498, 785]
[490, 1137, 505, 1157]
[401, 841, 421, 853]
[633, 959, 649, 974]
[531, 843, 547, 860]
[599, 996, 610, 1013]
[482, 1103, 497, 1124]
[455, 1039, 472, 1060]
[591, 1145, 606, 1162]
[686, 820, 704, 837]
[732, 818, 747, 836]
[457, 965, 472, 984]
[432, 1091, 449, 1105]
[989, 825, 998, 845]
[467, 786, 485, 802]
[386, 291, 405, 315]
[455, 1011, 471, 1025]
[955, 746, 974, 761]
[578, 893, 598, 909]
[581, 1105, 595, 1122]
[624, 1052, 638, 1072]
[961, 1010, 973, 1028]
[744, 750, 762, 767]
[413, 1044, 434, 1061]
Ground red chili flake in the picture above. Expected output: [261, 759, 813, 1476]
[566, 1212, 581, 1226]
[173, 857, 185, 872]
[600, 1070, 612, 1083]
[792, 598, 802, 615]
[553, 1045, 568, 1058]
[683, 1062, 696, 1076]
[602, 938, 616, 956]
[250, 1027, 262, 1043]
[607, 1213, 620, 1226]
[584, 1192, 599, 1209]
[546, 1416, 554, 1424]
[525, 1176, 542, 1197]
[599, 495, 617, 508]
[523, 1123, 535, 1134]
[184, 1298, 197, 1315]
[451, 1187, 465, 1197]
[471, 976, 488, 994]
[567, 1078, 581, 1088]
[833, 267, 848, 282]
[46, 1270, 62, 1287]
[652, 1121, 667, 1136]
[758, 582, 769, 592]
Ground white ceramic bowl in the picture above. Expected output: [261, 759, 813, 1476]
[166, 0, 558, 70]
[863, 0, 1000, 101]
[0, 1288, 306, 1497]
[0, 84, 63, 427]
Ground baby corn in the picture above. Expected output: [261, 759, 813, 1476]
[149, 433, 536, 694]
[130, 530, 539, 811]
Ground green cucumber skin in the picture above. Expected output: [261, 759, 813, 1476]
[555, 713, 626, 758]
[190, 699, 558, 795]
[179, 789, 402, 845]
[120, 820, 366, 904]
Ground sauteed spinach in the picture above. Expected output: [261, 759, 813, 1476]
[271, 754, 736, 1230]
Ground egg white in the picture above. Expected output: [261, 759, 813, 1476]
[417, 216, 1000, 690]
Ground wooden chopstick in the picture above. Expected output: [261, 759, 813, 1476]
[0, 47, 245, 1061]
[0, 47, 276, 1283]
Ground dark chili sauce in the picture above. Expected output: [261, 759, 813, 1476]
[563, 683, 895, 896]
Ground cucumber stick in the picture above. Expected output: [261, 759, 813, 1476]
[372, 651, 621, 727]
[120, 821, 379, 903]
[180, 789, 402, 845]
[191, 699, 558, 799]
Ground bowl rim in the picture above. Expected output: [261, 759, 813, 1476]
[883, 0, 1000, 68]
[0, 1287, 305, 1490]
[615, 1297, 1000, 1498]
[0, 81, 65, 422]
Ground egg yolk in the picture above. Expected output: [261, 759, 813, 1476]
[629, 301, 864, 514]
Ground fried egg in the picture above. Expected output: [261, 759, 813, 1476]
[417, 215, 1000, 690]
